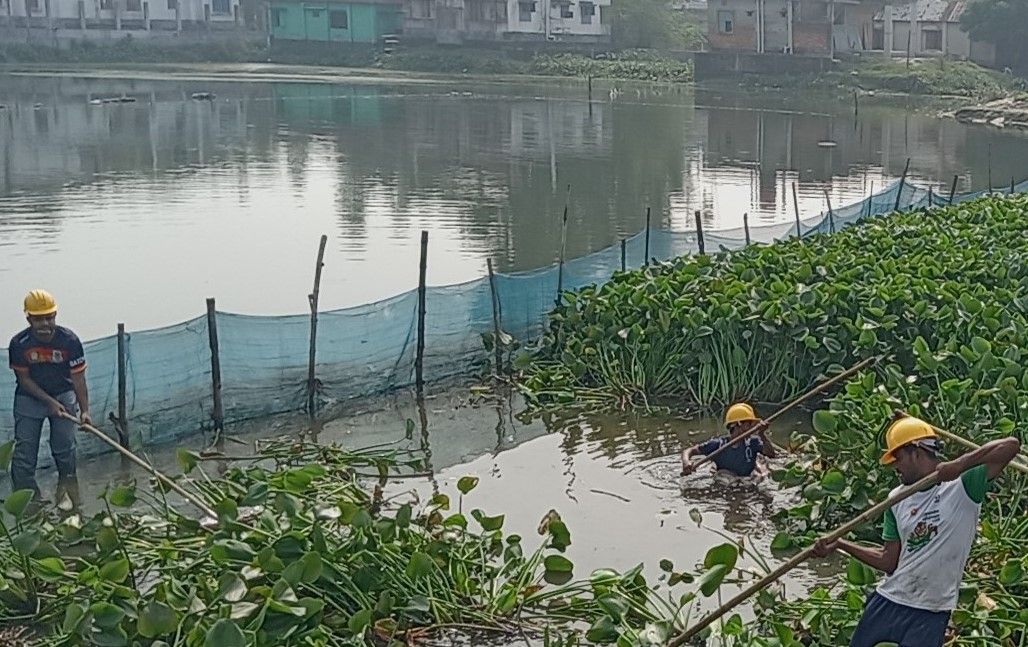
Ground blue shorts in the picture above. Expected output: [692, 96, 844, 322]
[850, 592, 950, 647]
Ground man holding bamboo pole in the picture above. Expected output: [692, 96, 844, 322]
[812, 414, 1021, 647]
[681, 403, 775, 477]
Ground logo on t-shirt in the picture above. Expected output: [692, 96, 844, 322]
[908, 514, 940, 553]
[25, 348, 65, 364]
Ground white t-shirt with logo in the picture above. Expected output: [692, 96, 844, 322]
[875, 465, 989, 612]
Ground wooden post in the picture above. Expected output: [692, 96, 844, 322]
[115, 323, 129, 449]
[894, 158, 910, 212]
[694, 211, 705, 255]
[824, 190, 835, 234]
[306, 234, 327, 418]
[143, 0, 150, 29]
[175, 0, 181, 32]
[555, 197, 569, 307]
[486, 259, 503, 376]
[78, 0, 85, 29]
[792, 182, 802, 239]
[743, 212, 750, 245]
[866, 180, 874, 218]
[644, 206, 651, 264]
[114, 0, 121, 30]
[948, 175, 958, 204]
[205, 298, 224, 435]
[416, 231, 428, 397]
[927, 186, 934, 206]
[587, 76, 592, 101]
[853, 91, 858, 117]
[620, 239, 626, 272]
[1012, 177, 1016, 195]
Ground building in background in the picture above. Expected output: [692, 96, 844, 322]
[401, 0, 612, 44]
[872, 0, 994, 65]
[707, 0, 879, 56]
[270, 0, 402, 43]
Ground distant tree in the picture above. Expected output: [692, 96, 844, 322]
[612, 0, 706, 51]
[961, 0, 1028, 73]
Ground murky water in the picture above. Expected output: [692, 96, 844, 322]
[2, 68, 1027, 338]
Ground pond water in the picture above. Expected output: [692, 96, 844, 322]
[2, 67, 1027, 339]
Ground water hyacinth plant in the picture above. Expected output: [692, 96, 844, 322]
[520, 193, 1028, 411]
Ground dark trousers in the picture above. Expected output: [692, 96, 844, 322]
[851, 592, 950, 647]
[12, 392, 79, 495]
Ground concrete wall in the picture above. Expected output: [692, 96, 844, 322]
[707, 0, 834, 55]
[1, 0, 240, 26]
[270, 1, 400, 43]
[694, 49, 832, 78]
[880, 19, 992, 63]
[505, 0, 610, 39]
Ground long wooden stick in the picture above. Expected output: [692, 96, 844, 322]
[694, 356, 877, 469]
[667, 470, 940, 647]
[893, 410, 1028, 475]
[64, 413, 217, 518]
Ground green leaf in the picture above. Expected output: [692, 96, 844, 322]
[4, 489, 34, 518]
[697, 564, 729, 597]
[109, 485, 136, 507]
[301, 552, 323, 583]
[211, 539, 256, 564]
[12, 530, 40, 556]
[723, 613, 744, 636]
[471, 509, 505, 531]
[0, 441, 15, 471]
[205, 619, 246, 647]
[770, 532, 795, 551]
[596, 594, 630, 621]
[812, 410, 838, 434]
[586, 616, 619, 643]
[457, 476, 479, 495]
[90, 601, 126, 629]
[348, 609, 373, 635]
[544, 555, 574, 573]
[99, 557, 131, 584]
[548, 520, 572, 551]
[1000, 559, 1025, 586]
[92, 626, 128, 647]
[216, 498, 238, 524]
[659, 559, 674, 573]
[176, 448, 199, 474]
[138, 602, 179, 638]
[405, 595, 431, 613]
[703, 542, 739, 572]
[846, 557, 874, 586]
[396, 504, 412, 529]
[63, 603, 87, 634]
[688, 508, 702, 525]
[406, 552, 434, 580]
[34, 556, 67, 582]
[820, 469, 846, 494]
[218, 572, 248, 602]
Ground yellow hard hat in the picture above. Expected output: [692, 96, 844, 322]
[23, 289, 57, 316]
[725, 403, 758, 427]
[881, 416, 938, 464]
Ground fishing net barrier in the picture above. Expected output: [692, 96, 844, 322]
[3, 179, 1027, 462]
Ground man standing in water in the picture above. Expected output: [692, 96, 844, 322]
[7, 289, 90, 501]
[813, 414, 1021, 647]
[680, 403, 775, 477]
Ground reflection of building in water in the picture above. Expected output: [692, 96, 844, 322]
[508, 100, 610, 160]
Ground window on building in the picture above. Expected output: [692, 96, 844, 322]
[167, 0, 177, 9]
[580, 1, 594, 23]
[272, 7, 285, 26]
[556, 1, 572, 19]
[99, 0, 112, 10]
[801, 1, 828, 21]
[212, 0, 229, 14]
[923, 28, 942, 51]
[717, 9, 733, 33]
[467, 0, 484, 21]
[27, 0, 39, 10]
[872, 25, 884, 49]
[833, 4, 845, 24]
[519, 1, 535, 22]
[330, 9, 348, 28]
[126, 0, 141, 10]
[495, 0, 507, 20]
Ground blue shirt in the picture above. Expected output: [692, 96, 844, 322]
[698, 435, 764, 477]
[8, 326, 86, 399]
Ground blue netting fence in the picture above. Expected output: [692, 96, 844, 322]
[3, 179, 1027, 460]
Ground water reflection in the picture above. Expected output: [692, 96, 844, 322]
[1, 74, 1027, 338]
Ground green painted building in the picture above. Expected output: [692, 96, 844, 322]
[270, 0, 401, 43]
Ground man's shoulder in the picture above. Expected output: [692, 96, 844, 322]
[54, 326, 82, 344]
[8, 328, 31, 349]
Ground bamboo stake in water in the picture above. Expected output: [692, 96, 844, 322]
[692, 357, 877, 470]
[307, 234, 328, 419]
[792, 182, 802, 239]
[62, 413, 217, 519]
[948, 174, 959, 204]
[555, 185, 570, 307]
[824, 190, 835, 234]
[894, 158, 910, 212]
[742, 212, 750, 245]
[667, 470, 940, 647]
[644, 206, 651, 265]
[893, 410, 1028, 475]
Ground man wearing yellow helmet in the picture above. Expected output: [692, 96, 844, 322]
[7, 289, 90, 498]
[680, 402, 775, 477]
[812, 415, 1022, 647]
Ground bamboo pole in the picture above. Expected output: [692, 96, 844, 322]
[556, 190, 569, 307]
[115, 323, 129, 449]
[948, 175, 959, 204]
[894, 158, 910, 212]
[416, 231, 428, 397]
[824, 190, 835, 234]
[1012, 177, 1016, 195]
[307, 234, 327, 418]
[893, 410, 1028, 475]
[743, 212, 750, 245]
[620, 239, 626, 272]
[691, 357, 877, 470]
[792, 182, 802, 239]
[486, 259, 503, 376]
[62, 413, 217, 519]
[694, 210, 705, 255]
[644, 206, 652, 265]
[865, 181, 874, 218]
[205, 298, 223, 436]
[667, 470, 940, 647]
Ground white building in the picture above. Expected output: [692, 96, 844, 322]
[1, 0, 242, 33]
[506, 0, 611, 41]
